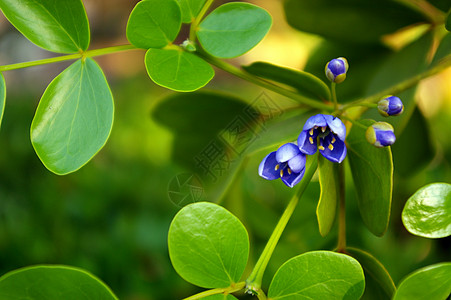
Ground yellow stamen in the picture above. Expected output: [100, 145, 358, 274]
[275, 164, 280, 171]
[331, 136, 336, 144]
[309, 137, 314, 144]
[318, 145, 325, 151]
[321, 126, 326, 132]
[280, 169, 284, 177]
[309, 128, 314, 135]
[287, 168, 292, 175]
[328, 144, 334, 151]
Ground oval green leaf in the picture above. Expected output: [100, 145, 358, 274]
[31, 58, 114, 175]
[268, 251, 365, 300]
[284, 0, 427, 45]
[145, 48, 214, 91]
[346, 247, 396, 299]
[0, 265, 118, 299]
[0, 0, 89, 53]
[393, 263, 451, 300]
[242, 62, 330, 101]
[317, 154, 340, 236]
[126, 0, 181, 49]
[168, 202, 249, 288]
[176, 0, 207, 23]
[347, 119, 393, 237]
[197, 3, 272, 58]
[402, 183, 451, 238]
[0, 73, 5, 130]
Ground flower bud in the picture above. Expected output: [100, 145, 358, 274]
[365, 122, 396, 148]
[377, 95, 404, 117]
[325, 57, 349, 83]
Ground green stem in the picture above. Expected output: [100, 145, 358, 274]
[341, 55, 451, 112]
[183, 282, 245, 300]
[331, 82, 338, 110]
[245, 154, 319, 294]
[0, 44, 138, 72]
[197, 51, 334, 112]
[189, 0, 215, 41]
[336, 163, 346, 253]
[394, 0, 445, 24]
[340, 116, 368, 130]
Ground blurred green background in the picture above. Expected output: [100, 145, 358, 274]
[0, 0, 450, 299]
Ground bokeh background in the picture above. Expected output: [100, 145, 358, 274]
[0, 0, 450, 299]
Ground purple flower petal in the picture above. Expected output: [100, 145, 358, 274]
[258, 151, 280, 180]
[298, 130, 318, 155]
[288, 153, 306, 173]
[319, 135, 347, 163]
[302, 114, 327, 131]
[375, 130, 396, 147]
[276, 143, 300, 163]
[281, 168, 306, 188]
[324, 115, 346, 141]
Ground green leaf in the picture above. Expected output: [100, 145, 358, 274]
[126, 0, 181, 49]
[283, 0, 427, 45]
[0, 265, 118, 299]
[0, 73, 5, 130]
[145, 48, 214, 92]
[0, 0, 89, 53]
[242, 62, 330, 101]
[176, 0, 207, 23]
[197, 3, 272, 58]
[202, 295, 238, 300]
[30, 58, 114, 175]
[168, 202, 249, 288]
[268, 251, 365, 299]
[402, 183, 451, 238]
[393, 263, 451, 300]
[392, 108, 434, 177]
[346, 247, 396, 299]
[316, 154, 340, 236]
[347, 119, 393, 237]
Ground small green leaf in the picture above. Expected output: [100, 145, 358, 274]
[126, 0, 181, 49]
[31, 58, 114, 175]
[283, 0, 427, 44]
[268, 251, 365, 299]
[0, 73, 5, 130]
[0, 0, 89, 53]
[197, 2, 272, 58]
[402, 183, 451, 238]
[393, 263, 451, 300]
[0, 265, 118, 299]
[168, 202, 249, 288]
[176, 0, 207, 23]
[242, 62, 330, 101]
[347, 119, 393, 237]
[346, 247, 396, 299]
[145, 48, 214, 92]
[316, 154, 340, 236]
[202, 295, 239, 300]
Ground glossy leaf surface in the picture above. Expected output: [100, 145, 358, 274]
[243, 62, 330, 101]
[346, 247, 396, 299]
[0, 265, 118, 299]
[268, 251, 365, 299]
[168, 202, 249, 288]
[402, 183, 451, 238]
[284, 0, 426, 44]
[393, 263, 451, 300]
[347, 119, 393, 236]
[145, 48, 214, 92]
[0, 0, 89, 53]
[176, 0, 207, 23]
[31, 58, 114, 175]
[0, 74, 5, 130]
[317, 154, 339, 236]
[126, 0, 181, 49]
[197, 2, 272, 58]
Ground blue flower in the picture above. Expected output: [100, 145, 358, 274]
[365, 122, 396, 147]
[377, 95, 404, 117]
[258, 143, 307, 188]
[325, 57, 348, 83]
[297, 114, 347, 163]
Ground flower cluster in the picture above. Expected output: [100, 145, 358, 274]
[259, 114, 346, 187]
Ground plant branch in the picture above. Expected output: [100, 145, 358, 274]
[189, 0, 215, 41]
[183, 282, 245, 300]
[245, 154, 319, 294]
[196, 51, 334, 112]
[0, 44, 138, 72]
